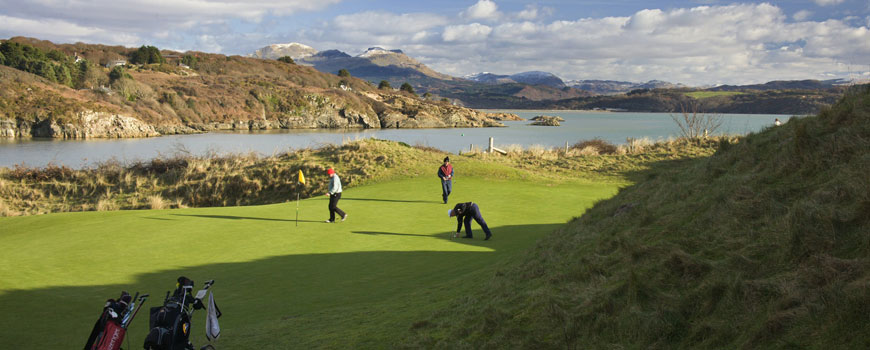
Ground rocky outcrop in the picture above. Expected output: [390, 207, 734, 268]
[486, 112, 524, 121]
[530, 115, 563, 126]
[1, 111, 160, 138]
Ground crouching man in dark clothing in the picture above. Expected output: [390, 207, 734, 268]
[449, 202, 492, 240]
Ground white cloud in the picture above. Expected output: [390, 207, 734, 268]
[0, 0, 343, 51]
[0, 15, 140, 46]
[443, 23, 492, 42]
[813, 0, 844, 6]
[333, 11, 448, 35]
[793, 10, 813, 21]
[462, 0, 500, 20]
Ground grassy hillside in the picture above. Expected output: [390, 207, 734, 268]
[403, 86, 870, 348]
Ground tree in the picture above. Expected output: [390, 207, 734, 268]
[130, 45, 164, 65]
[670, 102, 722, 139]
[378, 80, 392, 90]
[181, 55, 198, 69]
[423, 92, 432, 99]
[337, 68, 350, 77]
[277, 56, 295, 64]
[109, 65, 130, 82]
[400, 82, 415, 95]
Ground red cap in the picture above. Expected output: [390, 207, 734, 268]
[327, 168, 335, 175]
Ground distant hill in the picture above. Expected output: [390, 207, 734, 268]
[710, 79, 847, 91]
[293, 46, 454, 81]
[465, 71, 567, 88]
[566, 79, 685, 94]
[246, 42, 851, 113]
[0, 37, 517, 139]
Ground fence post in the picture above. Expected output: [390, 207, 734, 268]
[489, 137, 494, 154]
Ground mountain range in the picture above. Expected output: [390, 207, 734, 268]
[241, 42, 860, 113]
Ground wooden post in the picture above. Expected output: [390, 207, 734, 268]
[565, 141, 569, 153]
[489, 137, 494, 154]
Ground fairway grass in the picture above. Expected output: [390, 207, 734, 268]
[0, 174, 619, 348]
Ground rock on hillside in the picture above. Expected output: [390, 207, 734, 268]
[249, 43, 318, 60]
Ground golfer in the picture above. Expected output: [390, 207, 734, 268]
[324, 168, 347, 223]
[449, 202, 492, 240]
[438, 157, 454, 204]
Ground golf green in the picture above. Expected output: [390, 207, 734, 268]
[0, 175, 618, 349]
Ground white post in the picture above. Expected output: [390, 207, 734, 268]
[489, 137, 494, 154]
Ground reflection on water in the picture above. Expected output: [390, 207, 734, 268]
[0, 111, 789, 168]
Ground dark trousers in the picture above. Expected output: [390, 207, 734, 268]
[463, 204, 492, 237]
[441, 179, 452, 203]
[328, 193, 345, 221]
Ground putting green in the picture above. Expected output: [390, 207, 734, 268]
[0, 175, 618, 349]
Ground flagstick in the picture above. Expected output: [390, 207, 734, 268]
[295, 191, 299, 227]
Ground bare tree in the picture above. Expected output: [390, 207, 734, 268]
[670, 102, 723, 139]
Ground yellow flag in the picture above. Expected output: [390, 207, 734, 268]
[298, 169, 306, 185]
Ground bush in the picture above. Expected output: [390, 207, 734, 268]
[277, 56, 295, 64]
[571, 138, 618, 155]
[400, 82, 415, 95]
[337, 69, 350, 77]
[378, 80, 391, 90]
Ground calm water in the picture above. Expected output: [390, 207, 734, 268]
[0, 111, 789, 168]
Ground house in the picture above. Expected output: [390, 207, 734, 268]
[106, 59, 126, 68]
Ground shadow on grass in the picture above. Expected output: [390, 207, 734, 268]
[0, 223, 561, 349]
[352, 230, 431, 238]
[170, 214, 319, 223]
[341, 197, 441, 204]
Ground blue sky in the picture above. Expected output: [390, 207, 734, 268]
[1, 0, 868, 85]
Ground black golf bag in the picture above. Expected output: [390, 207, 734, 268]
[144, 277, 198, 350]
[144, 277, 219, 350]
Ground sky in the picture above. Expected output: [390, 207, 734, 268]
[1, 0, 869, 86]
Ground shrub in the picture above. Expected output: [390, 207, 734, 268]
[277, 56, 295, 64]
[378, 80, 391, 90]
[147, 195, 166, 209]
[400, 82, 415, 95]
[571, 138, 618, 155]
[337, 69, 350, 77]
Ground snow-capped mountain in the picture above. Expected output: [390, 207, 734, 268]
[464, 71, 566, 88]
[249, 43, 318, 60]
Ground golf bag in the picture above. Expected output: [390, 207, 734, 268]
[84, 291, 149, 350]
[144, 277, 220, 350]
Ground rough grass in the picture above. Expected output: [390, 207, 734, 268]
[402, 86, 870, 348]
[0, 137, 723, 217]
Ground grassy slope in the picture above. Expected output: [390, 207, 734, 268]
[404, 87, 870, 348]
[0, 159, 619, 349]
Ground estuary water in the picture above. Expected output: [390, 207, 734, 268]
[0, 111, 789, 168]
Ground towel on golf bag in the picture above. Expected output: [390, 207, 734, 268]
[205, 291, 222, 340]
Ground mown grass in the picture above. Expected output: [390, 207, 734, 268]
[402, 86, 870, 348]
[0, 165, 618, 349]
